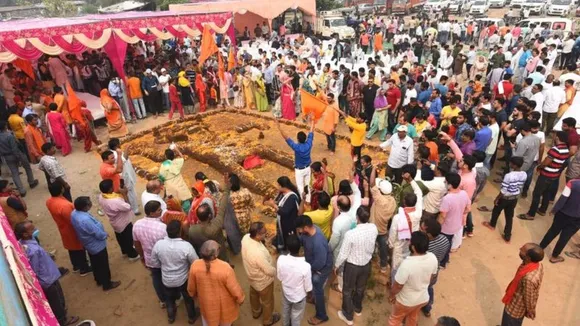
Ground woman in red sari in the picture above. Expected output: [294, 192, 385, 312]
[280, 74, 296, 120]
[45, 102, 72, 156]
[309, 161, 334, 210]
[195, 74, 207, 113]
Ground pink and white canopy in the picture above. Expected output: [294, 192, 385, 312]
[0, 11, 233, 63]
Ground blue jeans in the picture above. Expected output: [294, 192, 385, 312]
[483, 153, 493, 170]
[421, 272, 438, 314]
[162, 92, 170, 110]
[150, 267, 166, 302]
[522, 162, 538, 195]
[312, 269, 330, 321]
[376, 234, 389, 269]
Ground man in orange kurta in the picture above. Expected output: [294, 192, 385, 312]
[23, 115, 46, 164]
[53, 86, 72, 125]
[188, 240, 245, 326]
[46, 182, 91, 274]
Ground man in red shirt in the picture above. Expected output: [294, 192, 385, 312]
[99, 149, 123, 193]
[562, 117, 578, 156]
[386, 79, 402, 134]
[493, 74, 513, 100]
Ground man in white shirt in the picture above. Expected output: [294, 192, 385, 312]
[388, 231, 438, 326]
[560, 36, 575, 70]
[403, 80, 418, 106]
[158, 68, 170, 111]
[141, 180, 168, 216]
[335, 207, 378, 325]
[546, 44, 558, 75]
[558, 63, 580, 90]
[416, 163, 449, 219]
[530, 84, 545, 122]
[241, 222, 280, 325]
[277, 234, 312, 326]
[541, 80, 566, 134]
[466, 45, 476, 75]
[380, 125, 415, 184]
[329, 196, 356, 292]
[485, 113, 501, 170]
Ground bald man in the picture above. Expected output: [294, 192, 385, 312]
[141, 180, 167, 215]
[500, 243, 544, 326]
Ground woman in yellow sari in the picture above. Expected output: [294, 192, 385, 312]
[100, 89, 128, 138]
[558, 80, 577, 117]
[242, 71, 255, 110]
[254, 73, 268, 112]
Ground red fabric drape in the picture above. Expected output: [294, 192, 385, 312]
[131, 29, 158, 42]
[2, 40, 43, 61]
[165, 26, 188, 38]
[50, 36, 88, 54]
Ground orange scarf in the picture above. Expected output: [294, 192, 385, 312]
[25, 125, 45, 150]
[502, 262, 539, 305]
[100, 89, 118, 113]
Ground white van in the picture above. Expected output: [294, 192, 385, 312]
[519, 18, 574, 34]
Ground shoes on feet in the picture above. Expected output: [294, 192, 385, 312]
[103, 281, 121, 291]
[337, 310, 354, 326]
[80, 267, 93, 277]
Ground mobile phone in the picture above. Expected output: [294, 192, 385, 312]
[303, 186, 309, 195]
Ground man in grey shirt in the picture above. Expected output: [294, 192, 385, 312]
[0, 121, 38, 196]
[512, 123, 540, 197]
[150, 220, 199, 324]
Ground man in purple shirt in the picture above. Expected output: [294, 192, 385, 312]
[459, 129, 476, 155]
[16, 221, 79, 326]
[474, 115, 493, 152]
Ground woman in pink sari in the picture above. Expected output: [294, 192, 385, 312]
[280, 74, 295, 120]
[45, 102, 72, 156]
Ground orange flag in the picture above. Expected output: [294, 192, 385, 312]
[218, 53, 225, 81]
[66, 82, 86, 127]
[13, 58, 35, 80]
[300, 89, 327, 121]
[198, 24, 218, 66]
[227, 47, 236, 71]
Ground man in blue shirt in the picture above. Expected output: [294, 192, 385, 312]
[454, 111, 473, 146]
[295, 215, 333, 325]
[474, 115, 493, 152]
[16, 221, 79, 326]
[516, 45, 532, 84]
[71, 196, 121, 291]
[428, 89, 443, 126]
[277, 120, 315, 201]
[417, 82, 432, 106]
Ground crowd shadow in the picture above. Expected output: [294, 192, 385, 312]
[471, 258, 503, 325]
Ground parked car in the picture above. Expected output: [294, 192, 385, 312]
[520, 0, 548, 15]
[489, 0, 506, 8]
[357, 3, 376, 14]
[449, 0, 473, 12]
[510, 0, 525, 8]
[547, 0, 573, 16]
[424, 0, 452, 12]
[470, 0, 490, 15]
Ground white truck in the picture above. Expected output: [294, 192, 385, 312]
[316, 11, 356, 40]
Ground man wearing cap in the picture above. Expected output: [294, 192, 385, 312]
[158, 68, 171, 111]
[370, 178, 397, 273]
[379, 125, 414, 185]
[142, 69, 162, 118]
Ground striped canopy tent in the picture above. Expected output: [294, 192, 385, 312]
[0, 10, 234, 79]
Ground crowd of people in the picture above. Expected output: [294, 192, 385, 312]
[0, 8, 579, 326]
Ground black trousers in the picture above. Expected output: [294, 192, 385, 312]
[68, 249, 90, 272]
[44, 280, 67, 325]
[341, 262, 371, 321]
[145, 91, 162, 114]
[501, 308, 523, 326]
[386, 165, 403, 185]
[559, 52, 572, 69]
[527, 175, 557, 217]
[165, 281, 197, 321]
[88, 248, 112, 289]
[490, 197, 518, 241]
[44, 171, 72, 202]
[540, 211, 580, 257]
[114, 223, 138, 258]
[325, 133, 336, 152]
[265, 83, 273, 104]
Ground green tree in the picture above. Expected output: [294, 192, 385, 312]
[42, 0, 77, 17]
[316, 0, 340, 11]
[156, 0, 189, 10]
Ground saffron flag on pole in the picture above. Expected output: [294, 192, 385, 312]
[198, 24, 218, 67]
[300, 89, 327, 121]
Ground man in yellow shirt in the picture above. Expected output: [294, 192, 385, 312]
[335, 107, 367, 162]
[439, 98, 461, 127]
[7, 107, 28, 159]
[300, 192, 333, 239]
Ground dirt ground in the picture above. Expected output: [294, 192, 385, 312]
[10, 8, 580, 326]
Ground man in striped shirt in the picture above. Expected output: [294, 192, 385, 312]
[420, 218, 450, 317]
[519, 131, 570, 221]
[482, 157, 527, 243]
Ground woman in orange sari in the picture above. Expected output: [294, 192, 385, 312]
[69, 91, 100, 152]
[186, 181, 216, 225]
[558, 79, 577, 118]
[374, 31, 383, 52]
[100, 89, 128, 138]
[195, 74, 207, 113]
